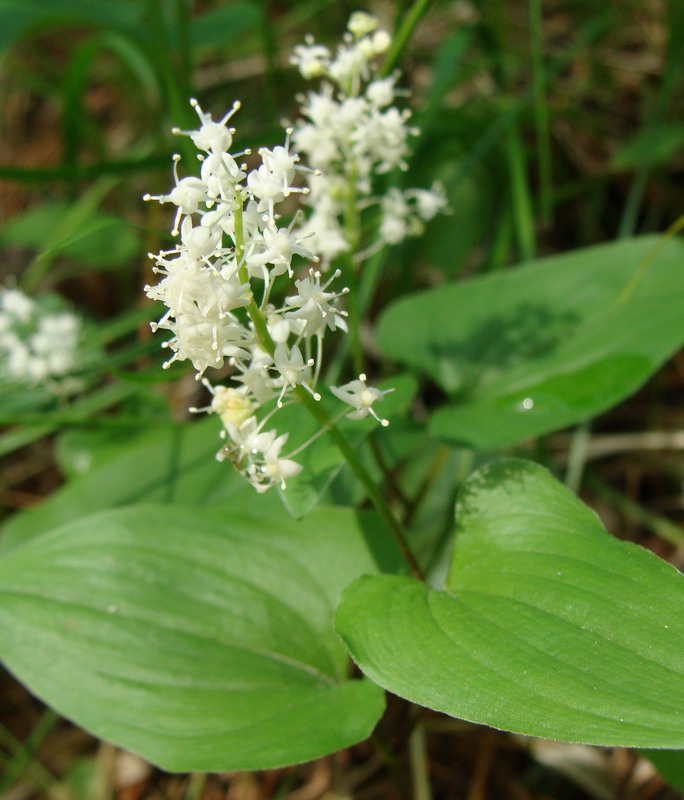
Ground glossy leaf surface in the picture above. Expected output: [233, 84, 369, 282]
[0, 505, 400, 770]
[336, 460, 684, 747]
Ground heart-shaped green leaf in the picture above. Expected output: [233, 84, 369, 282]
[336, 460, 684, 747]
[376, 236, 684, 448]
[0, 504, 402, 771]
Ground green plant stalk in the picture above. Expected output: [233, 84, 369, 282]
[564, 419, 591, 494]
[344, 275, 364, 376]
[233, 201, 424, 581]
[448, 14, 609, 196]
[409, 719, 432, 800]
[486, 203, 513, 271]
[617, 168, 649, 240]
[342, 165, 364, 375]
[403, 443, 451, 528]
[62, 40, 99, 179]
[528, 0, 553, 224]
[174, 0, 193, 101]
[0, 710, 59, 796]
[368, 432, 412, 513]
[258, 0, 279, 118]
[587, 475, 684, 548]
[297, 390, 425, 580]
[145, 0, 196, 168]
[504, 118, 536, 261]
[234, 192, 273, 348]
[370, 733, 411, 800]
[183, 773, 207, 800]
[380, 0, 434, 77]
[618, 5, 684, 240]
[326, 210, 386, 385]
[619, 213, 684, 303]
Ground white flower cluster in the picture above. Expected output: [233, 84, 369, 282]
[0, 287, 82, 392]
[290, 11, 449, 265]
[145, 100, 391, 492]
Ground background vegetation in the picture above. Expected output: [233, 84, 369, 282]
[1, 0, 683, 797]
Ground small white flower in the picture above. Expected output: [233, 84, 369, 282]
[348, 11, 379, 38]
[246, 221, 314, 278]
[410, 182, 450, 220]
[259, 433, 303, 490]
[285, 269, 348, 336]
[233, 347, 276, 405]
[273, 344, 315, 404]
[331, 373, 394, 425]
[218, 418, 302, 492]
[179, 217, 222, 258]
[266, 309, 296, 344]
[291, 39, 331, 79]
[379, 188, 415, 245]
[183, 98, 241, 154]
[290, 15, 449, 263]
[371, 30, 391, 54]
[366, 76, 397, 108]
[200, 151, 244, 203]
[143, 155, 210, 234]
[227, 415, 273, 452]
[205, 385, 254, 427]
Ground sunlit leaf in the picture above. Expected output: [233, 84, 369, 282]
[0, 504, 400, 770]
[337, 459, 684, 747]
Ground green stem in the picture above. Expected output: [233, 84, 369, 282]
[380, 0, 434, 77]
[529, 0, 553, 225]
[619, 213, 684, 303]
[344, 265, 364, 376]
[409, 719, 432, 800]
[369, 432, 412, 512]
[0, 710, 59, 797]
[403, 444, 451, 528]
[258, 0, 279, 118]
[587, 475, 684, 548]
[342, 167, 364, 375]
[174, 0, 193, 101]
[370, 734, 410, 800]
[145, 0, 195, 167]
[565, 419, 591, 494]
[233, 199, 424, 580]
[296, 391, 425, 580]
[505, 117, 536, 261]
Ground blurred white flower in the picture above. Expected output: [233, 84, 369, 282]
[0, 288, 83, 394]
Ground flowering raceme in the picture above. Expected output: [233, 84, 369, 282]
[290, 11, 449, 265]
[145, 13, 448, 493]
[144, 101, 390, 492]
